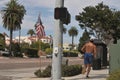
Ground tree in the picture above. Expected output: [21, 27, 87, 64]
[11, 42, 21, 56]
[27, 29, 35, 36]
[0, 33, 5, 50]
[1, 0, 26, 56]
[45, 48, 53, 55]
[68, 26, 78, 49]
[30, 41, 50, 51]
[63, 26, 67, 34]
[78, 29, 90, 52]
[76, 2, 120, 43]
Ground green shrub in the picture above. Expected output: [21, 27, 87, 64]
[42, 65, 51, 77]
[13, 52, 23, 57]
[62, 64, 82, 77]
[22, 48, 39, 58]
[34, 65, 51, 77]
[63, 51, 78, 57]
[34, 69, 42, 77]
[45, 48, 53, 55]
[34, 64, 82, 77]
[107, 69, 120, 80]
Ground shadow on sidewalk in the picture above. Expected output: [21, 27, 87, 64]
[0, 75, 12, 80]
[64, 74, 107, 80]
[63, 69, 108, 80]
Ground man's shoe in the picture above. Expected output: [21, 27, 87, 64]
[86, 76, 90, 78]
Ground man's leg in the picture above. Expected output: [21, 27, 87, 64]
[86, 64, 91, 78]
[82, 64, 87, 74]
[86, 54, 93, 77]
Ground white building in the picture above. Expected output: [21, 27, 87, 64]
[63, 43, 78, 51]
[5, 36, 52, 45]
[41, 36, 52, 44]
[63, 43, 72, 51]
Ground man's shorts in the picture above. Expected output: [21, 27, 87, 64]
[84, 53, 93, 64]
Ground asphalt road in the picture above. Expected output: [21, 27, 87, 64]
[0, 57, 83, 80]
[0, 57, 51, 70]
[0, 57, 83, 70]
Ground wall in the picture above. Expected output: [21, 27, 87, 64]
[109, 40, 120, 73]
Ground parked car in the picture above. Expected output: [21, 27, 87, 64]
[46, 54, 52, 58]
[0, 50, 9, 56]
[46, 54, 64, 58]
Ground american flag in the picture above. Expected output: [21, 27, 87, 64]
[35, 14, 45, 39]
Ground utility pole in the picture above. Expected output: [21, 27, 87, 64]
[52, 0, 64, 80]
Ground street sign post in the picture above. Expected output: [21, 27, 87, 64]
[52, 0, 64, 80]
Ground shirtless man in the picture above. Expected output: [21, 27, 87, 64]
[81, 38, 96, 78]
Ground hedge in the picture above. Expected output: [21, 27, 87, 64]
[34, 64, 82, 77]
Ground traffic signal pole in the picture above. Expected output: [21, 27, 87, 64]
[52, 0, 64, 80]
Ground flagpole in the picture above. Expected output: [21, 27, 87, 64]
[38, 38, 42, 73]
[35, 13, 45, 76]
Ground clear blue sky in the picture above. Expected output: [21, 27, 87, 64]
[0, 0, 120, 44]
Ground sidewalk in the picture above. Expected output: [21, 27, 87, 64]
[0, 56, 108, 80]
[15, 68, 109, 80]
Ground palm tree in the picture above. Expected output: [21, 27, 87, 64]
[68, 26, 78, 49]
[1, 0, 26, 56]
[27, 29, 35, 36]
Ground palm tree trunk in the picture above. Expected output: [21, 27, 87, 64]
[9, 29, 13, 56]
[19, 29, 21, 54]
[19, 29, 21, 46]
[72, 36, 74, 49]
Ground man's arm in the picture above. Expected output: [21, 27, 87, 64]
[81, 44, 86, 53]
